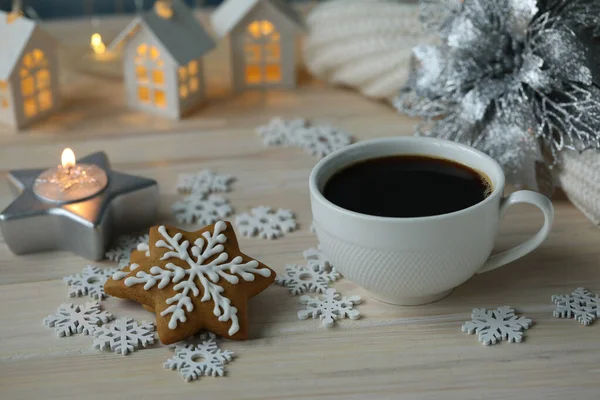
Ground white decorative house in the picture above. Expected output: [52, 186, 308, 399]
[109, 0, 215, 120]
[211, 0, 304, 91]
[0, 11, 60, 130]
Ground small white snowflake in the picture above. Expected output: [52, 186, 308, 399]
[197, 331, 218, 341]
[552, 287, 599, 326]
[303, 247, 333, 272]
[117, 240, 150, 268]
[276, 264, 340, 295]
[164, 339, 234, 382]
[256, 117, 308, 146]
[235, 206, 297, 239]
[63, 265, 118, 300]
[164, 331, 220, 349]
[176, 169, 235, 195]
[172, 194, 233, 225]
[298, 288, 361, 328]
[43, 302, 113, 338]
[462, 307, 532, 346]
[105, 234, 149, 262]
[296, 125, 353, 158]
[93, 318, 156, 355]
[116, 241, 151, 269]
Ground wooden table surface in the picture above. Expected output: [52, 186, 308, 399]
[1, 13, 600, 400]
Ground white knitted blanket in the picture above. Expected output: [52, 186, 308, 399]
[303, 0, 600, 226]
[304, 0, 434, 100]
[559, 151, 600, 225]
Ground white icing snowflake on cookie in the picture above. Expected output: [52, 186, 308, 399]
[165, 338, 234, 382]
[462, 306, 532, 345]
[298, 288, 361, 328]
[235, 206, 297, 239]
[296, 125, 353, 158]
[118, 222, 272, 336]
[176, 169, 235, 195]
[276, 264, 340, 295]
[63, 265, 118, 300]
[552, 287, 599, 326]
[172, 193, 233, 225]
[111, 262, 141, 281]
[93, 318, 156, 355]
[105, 234, 149, 262]
[43, 302, 113, 337]
[256, 117, 308, 146]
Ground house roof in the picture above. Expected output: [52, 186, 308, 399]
[0, 12, 38, 80]
[211, 0, 304, 38]
[109, 0, 215, 66]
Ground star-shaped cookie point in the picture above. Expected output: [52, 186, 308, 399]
[0, 152, 158, 260]
[105, 221, 275, 344]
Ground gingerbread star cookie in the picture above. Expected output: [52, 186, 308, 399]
[105, 221, 275, 344]
[111, 249, 155, 313]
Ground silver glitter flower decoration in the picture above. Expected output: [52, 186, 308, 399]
[396, 0, 600, 188]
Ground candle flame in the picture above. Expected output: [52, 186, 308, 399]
[91, 33, 106, 55]
[61, 148, 76, 169]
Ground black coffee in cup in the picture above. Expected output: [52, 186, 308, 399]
[323, 155, 492, 218]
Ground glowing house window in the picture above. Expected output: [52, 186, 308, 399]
[244, 20, 281, 85]
[0, 81, 9, 109]
[19, 49, 52, 118]
[135, 44, 166, 108]
[179, 60, 200, 99]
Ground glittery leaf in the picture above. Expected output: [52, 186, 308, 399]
[419, 0, 463, 36]
[396, 0, 600, 186]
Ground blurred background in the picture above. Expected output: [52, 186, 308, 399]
[0, 0, 316, 19]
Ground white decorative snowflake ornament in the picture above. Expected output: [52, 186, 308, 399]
[176, 169, 235, 195]
[462, 307, 533, 346]
[303, 247, 333, 272]
[235, 206, 297, 239]
[43, 302, 113, 337]
[165, 339, 234, 382]
[256, 117, 308, 146]
[276, 264, 340, 295]
[105, 234, 149, 262]
[172, 194, 233, 225]
[64, 265, 118, 300]
[552, 287, 599, 326]
[296, 125, 353, 158]
[93, 318, 156, 355]
[298, 288, 361, 328]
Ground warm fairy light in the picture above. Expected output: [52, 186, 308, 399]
[61, 148, 76, 169]
[155, 0, 174, 19]
[7, 0, 22, 23]
[90, 33, 106, 55]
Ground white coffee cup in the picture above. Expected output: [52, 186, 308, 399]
[309, 137, 554, 306]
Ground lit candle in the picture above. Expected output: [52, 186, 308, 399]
[33, 148, 108, 203]
[1, 151, 158, 260]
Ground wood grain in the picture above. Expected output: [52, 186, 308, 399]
[1, 12, 600, 400]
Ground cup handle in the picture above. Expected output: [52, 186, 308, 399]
[477, 190, 554, 274]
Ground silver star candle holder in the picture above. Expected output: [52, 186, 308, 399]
[0, 150, 159, 260]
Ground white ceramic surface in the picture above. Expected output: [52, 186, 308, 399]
[309, 137, 554, 305]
